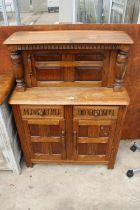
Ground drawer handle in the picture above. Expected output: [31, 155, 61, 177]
[38, 110, 45, 116]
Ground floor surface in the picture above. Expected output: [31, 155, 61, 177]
[0, 140, 140, 210]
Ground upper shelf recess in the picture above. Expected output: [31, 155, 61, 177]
[4, 30, 134, 45]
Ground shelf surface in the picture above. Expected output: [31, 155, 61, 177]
[9, 87, 130, 105]
[4, 30, 133, 45]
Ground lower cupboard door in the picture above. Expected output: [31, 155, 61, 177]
[23, 118, 66, 161]
[73, 119, 116, 162]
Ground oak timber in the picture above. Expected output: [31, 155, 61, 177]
[4, 30, 133, 45]
[4, 29, 133, 169]
[1, 25, 139, 139]
[9, 87, 130, 106]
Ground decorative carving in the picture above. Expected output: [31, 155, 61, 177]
[23, 108, 61, 116]
[9, 43, 123, 51]
[11, 51, 25, 91]
[114, 51, 128, 92]
[74, 106, 119, 119]
[100, 125, 111, 137]
[27, 54, 32, 77]
[78, 109, 115, 117]
[20, 106, 64, 119]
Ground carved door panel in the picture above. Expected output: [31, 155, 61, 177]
[73, 119, 116, 162]
[23, 118, 66, 161]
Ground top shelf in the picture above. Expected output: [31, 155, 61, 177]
[4, 30, 134, 45]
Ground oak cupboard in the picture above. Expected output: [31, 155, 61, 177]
[4, 30, 133, 169]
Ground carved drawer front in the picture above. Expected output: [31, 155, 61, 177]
[73, 119, 116, 162]
[74, 106, 119, 120]
[20, 106, 64, 119]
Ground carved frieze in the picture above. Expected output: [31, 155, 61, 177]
[8, 44, 124, 51]
[74, 106, 119, 119]
[20, 105, 64, 119]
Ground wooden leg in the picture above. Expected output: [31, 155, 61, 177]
[25, 160, 33, 168]
[108, 161, 115, 169]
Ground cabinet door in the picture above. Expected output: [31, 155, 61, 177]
[73, 119, 116, 163]
[23, 118, 66, 161]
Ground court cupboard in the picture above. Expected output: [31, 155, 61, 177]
[4, 30, 133, 169]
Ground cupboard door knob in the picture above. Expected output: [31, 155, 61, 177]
[73, 131, 77, 150]
[61, 130, 65, 138]
[38, 110, 44, 116]
[61, 130, 66, 159]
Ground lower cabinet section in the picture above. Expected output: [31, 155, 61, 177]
[12, 105, 126, 169]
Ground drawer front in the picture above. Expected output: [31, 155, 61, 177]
[74, 106, 119, 120]
[20, 105, 64, 119]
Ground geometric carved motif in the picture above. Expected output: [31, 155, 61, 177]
[99, 125, 112, 137]
[74, 106, 118, 119]
[20, 105, 64, 118]
[9, 43, 123, 51]
[78, 109, 115, 117]
[23, 108, 61, 116]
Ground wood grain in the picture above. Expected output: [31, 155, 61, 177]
[4, 30, 133, 45]
[0, 24, 140, 139]
[9, 87, 130, 106]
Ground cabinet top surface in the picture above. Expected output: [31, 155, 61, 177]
[0, 74, 14, 105]
[4, 30, 133, 45]
[9, 87, 130, 105]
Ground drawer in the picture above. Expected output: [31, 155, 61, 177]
[20, 105, 64, 119]
[74, 106, 119, 120]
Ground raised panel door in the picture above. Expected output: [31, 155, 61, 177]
[73, 119, 116, 163]
[23, 118, 66, 161]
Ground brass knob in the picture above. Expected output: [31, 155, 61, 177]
[38, 110, 44, 116]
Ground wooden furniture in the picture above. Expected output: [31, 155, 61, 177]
[0, 74, 21, 174]
[4, 30, 133, 169]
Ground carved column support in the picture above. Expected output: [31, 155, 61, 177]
[114, 51, 128, 92]
[11, 50, 26, 91]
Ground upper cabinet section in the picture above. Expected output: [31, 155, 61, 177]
[4, 30, 133, 92]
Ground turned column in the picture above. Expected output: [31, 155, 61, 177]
[11, 50, 26, 91]
[114, 51, 128, 92]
